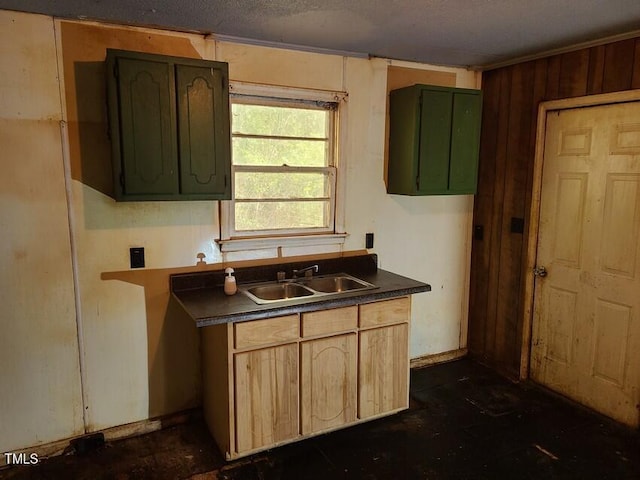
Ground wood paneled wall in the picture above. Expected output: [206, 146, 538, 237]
[469, 37, 640, 378]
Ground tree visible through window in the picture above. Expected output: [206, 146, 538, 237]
[230, 98, 337, 237]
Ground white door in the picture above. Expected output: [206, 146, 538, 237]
[531, 101, 640, 427]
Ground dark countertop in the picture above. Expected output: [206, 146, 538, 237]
[171, 255, 431, 328]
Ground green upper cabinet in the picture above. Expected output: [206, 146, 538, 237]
[387, 84, 482, 195]
[106, 50, 231, 201]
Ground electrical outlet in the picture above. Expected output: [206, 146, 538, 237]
[130, 247, 145, 269]
[365, 233, 374, 249]
[510, 217, 525, 234]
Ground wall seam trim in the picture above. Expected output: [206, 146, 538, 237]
[53, 18, 89, 434]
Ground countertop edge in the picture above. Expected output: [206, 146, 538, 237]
[189, 283, 430, 328]
[171, 265, 431, 328]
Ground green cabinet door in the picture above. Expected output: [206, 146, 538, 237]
[387, 87, 421, 195]
[176, 64, 230, 197]
[387, 84, 482, 195]
[448, 92, 481, 194]
[114, 56, 178, 197]
[107, 50, 230, 201]
[418, 89, 453, 194]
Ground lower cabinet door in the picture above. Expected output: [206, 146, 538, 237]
[234, 343, 299, 453]
[359, 323, 409, 419]
[300, 334, 357, 435]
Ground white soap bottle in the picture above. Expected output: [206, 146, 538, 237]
[224, 267, 237, 295]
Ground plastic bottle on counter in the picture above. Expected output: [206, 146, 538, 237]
[224, 267, 237, 295]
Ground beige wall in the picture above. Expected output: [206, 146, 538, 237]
[0, 11, 84, 453]
[0, 9, 480, 453]
[58, 20, 214, 432]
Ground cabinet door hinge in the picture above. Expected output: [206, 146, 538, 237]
[119, 172, 125, 188]
[113, 62, 119, 79]
[416, 175, 420, 190]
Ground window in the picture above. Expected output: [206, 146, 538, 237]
[221, 84, 344, 247]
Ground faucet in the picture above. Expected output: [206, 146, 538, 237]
[292, 264, 319, 278]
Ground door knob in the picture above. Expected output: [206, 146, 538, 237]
[533, 266, 548, 277]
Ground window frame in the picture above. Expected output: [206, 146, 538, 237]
[219, 82, 347, 251]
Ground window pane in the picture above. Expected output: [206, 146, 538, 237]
[235, 171, 330, 199]
[232, 137, 327, 167]
[235, 201, 329, 231]
[232, 104, 327, 138]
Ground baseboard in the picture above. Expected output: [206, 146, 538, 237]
[410, 348, 468, 369]
[0, 409, 199, 468]
[3, 350, 468, 469]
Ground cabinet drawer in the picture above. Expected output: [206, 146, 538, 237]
[234, 315, 299, 349]
[301, 306, 357, 338]
[359, 297, 410, 328]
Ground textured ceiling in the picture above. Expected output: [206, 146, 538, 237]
[2, 0, 640, 67]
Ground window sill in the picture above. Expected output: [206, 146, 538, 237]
[216, 233, 348, 253]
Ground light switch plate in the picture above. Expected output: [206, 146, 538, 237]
[130, 247, 145, 269]
[365, 233, 374, 249]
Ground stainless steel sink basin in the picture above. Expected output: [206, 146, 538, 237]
[299, 274, 374, 293]
[239, 273, 376, 305]
[244, 283, 315, 302]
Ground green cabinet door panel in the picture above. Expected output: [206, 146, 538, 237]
[449, 92, 481, 194]
[387, 88, 421, 195]
[418, 89, 452, 194]
[117, 57, 178, 196]
[107, 49, 231, 201]
[176, 64, 230, 196]
[387, 84, 482, 196]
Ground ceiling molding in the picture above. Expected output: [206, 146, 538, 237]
[480, 29, 640, 71]
[207, 33, 370, 59]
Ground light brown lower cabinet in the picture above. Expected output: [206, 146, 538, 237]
[359, 323, 409, 419]
[301, 333, 357, 435]
[234, 343, 299, 453]
[202, 296, 411, 460]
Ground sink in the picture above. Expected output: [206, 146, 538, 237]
[239, 273, 377, 305]
[244, 283, 315, 303]
[299, 274, 375, 293]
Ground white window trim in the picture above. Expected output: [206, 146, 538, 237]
[229, 81, 347, 104]
[218, 81, 348, 252]
[217, 233, 348, 253]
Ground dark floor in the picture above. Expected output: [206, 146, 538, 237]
[2, 358, 639, 480]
